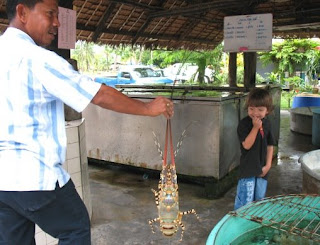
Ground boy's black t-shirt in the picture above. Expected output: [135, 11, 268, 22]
[237, 116, 276, 179]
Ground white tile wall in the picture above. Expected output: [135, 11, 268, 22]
[66, 142, 80, 160]
[67, 127, 79, 144]
[71, 172, 82, 188]
[68, 157, 81, 174]
[35, 119, 91, 245]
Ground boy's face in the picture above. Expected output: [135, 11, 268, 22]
[248, 106, 268, 120]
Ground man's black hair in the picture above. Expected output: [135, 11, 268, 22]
[6, 0, 44, 21]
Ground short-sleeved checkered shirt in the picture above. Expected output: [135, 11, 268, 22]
[0, 27, 101, 191]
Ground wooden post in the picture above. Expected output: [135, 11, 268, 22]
[48, 1, 82, 121]
[243, 52, 257, 90]
[228, 52, 237, 87]
[49, 0, 73, 59]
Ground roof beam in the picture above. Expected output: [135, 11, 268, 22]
[129, 0, 227, 46]
[273, 22, 320, 31]
[92, 2, 117, 42]
[275, 7, 320, 17]
[129, 0, 166, 45]
[109, 0, 162, 11]
[149, 0, 260, 18]
[59, 0, 73, 8]
[131, 18, 152, 45]
[109, 0, 267, 19]
[77, 24, 217, 45]
[0, 11, 7, 19]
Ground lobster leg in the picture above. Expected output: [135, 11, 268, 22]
[148, 217, 160, 233]
[180, 209, 200, 220]
[176, 209, 201, 241]
[151, 189, 160, 206]
[177, 220, 185, 241]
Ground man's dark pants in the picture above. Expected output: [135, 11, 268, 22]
[0, 179, 90, 245]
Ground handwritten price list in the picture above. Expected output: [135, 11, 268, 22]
[224, 13, 273, 52]
[58, 7, 77, 50]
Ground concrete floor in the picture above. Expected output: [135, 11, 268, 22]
[89, 110, 317, 245]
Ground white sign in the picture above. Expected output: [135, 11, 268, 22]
[58, 7, 76, 49]
[224, 13, 273, 52]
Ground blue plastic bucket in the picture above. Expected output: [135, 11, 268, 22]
[312, 108, 320, 147]
[292, 96, 320, 108]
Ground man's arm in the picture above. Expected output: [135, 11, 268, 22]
[91, 84, 174, 118]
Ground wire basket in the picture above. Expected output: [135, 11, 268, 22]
[230, 194, 320, 242]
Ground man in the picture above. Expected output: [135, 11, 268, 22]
[0, 0, 174, 244]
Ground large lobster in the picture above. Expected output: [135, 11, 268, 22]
[148, 119, 199, 242]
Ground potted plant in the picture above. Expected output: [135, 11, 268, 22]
[283, 76, 303, 91]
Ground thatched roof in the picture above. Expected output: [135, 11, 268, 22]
[1, 0, 320, 50]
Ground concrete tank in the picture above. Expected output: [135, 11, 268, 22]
[83, 86, 280, 182]
[299, 150, 320, 194]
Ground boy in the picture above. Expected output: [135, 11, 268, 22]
[234, 88, 276, 210]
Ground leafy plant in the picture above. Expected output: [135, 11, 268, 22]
[283, 76, 303, 89]
[265, 72, 280, 84]
[281, 90, 298, 108]
[259, 39, 320, 87]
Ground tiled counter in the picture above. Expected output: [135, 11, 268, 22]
[35, 119, 92, 245]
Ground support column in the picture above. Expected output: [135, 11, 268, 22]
[243, 52, 257, 90]
[49, 0, 82, 121]
[228, 52, 237, 87]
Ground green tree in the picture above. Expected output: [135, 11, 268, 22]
[71, 41, 95, 72]
[152, 45, 224, 84]
[94, 52, 108, 72]
[103, 45, 114, 70]
[71, 42, 224, 81]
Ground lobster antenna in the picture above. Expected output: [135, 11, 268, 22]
[174, 121, 197, 157]
[153, 121, 197, 159]
[152, 131, 163, 159]
[170, 52, 192, 100]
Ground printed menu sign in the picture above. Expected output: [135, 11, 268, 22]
[58, 7, 76, 49]
[224, 13, 273, 52]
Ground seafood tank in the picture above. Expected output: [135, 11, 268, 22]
[83, 85, 281, 197]
[206, 194, 320, 245]
[299, 150, 320, 194]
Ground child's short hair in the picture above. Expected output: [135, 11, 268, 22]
[245, 88, 274, 112]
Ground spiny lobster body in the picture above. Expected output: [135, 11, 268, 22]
[148, 119, 199, 241]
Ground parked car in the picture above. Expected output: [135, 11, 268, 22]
[163, 63, 213, 83]
[153, 69, 166, 77]
[94, 66, 174, 87]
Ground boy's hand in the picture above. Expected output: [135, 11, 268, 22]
[260, 165, 270, 177]
[252, 117, 262, 130]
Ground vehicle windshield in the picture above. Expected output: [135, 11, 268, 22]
[133, 68, 159, 78]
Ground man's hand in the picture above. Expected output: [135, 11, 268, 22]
[146, 96, 174, 118]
